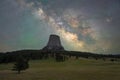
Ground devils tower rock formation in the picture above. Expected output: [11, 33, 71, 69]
[43, 34, 64, 51]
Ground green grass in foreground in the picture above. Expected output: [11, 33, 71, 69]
[0, 58, 120, 80]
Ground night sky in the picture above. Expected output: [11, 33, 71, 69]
[0, 0, 120, 54]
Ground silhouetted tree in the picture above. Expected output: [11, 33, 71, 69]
[103, 58, 106, 61]
[110, 59, 115, 62]
[76, 56, 79, 59]
[12, 55, 29, 74]
[55, 53, 65, 62]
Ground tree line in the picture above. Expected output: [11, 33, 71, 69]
[0, 50, 120, 64]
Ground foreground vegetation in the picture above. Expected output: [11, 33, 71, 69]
[0, 58, 120, 80]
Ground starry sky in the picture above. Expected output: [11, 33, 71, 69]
[0, 0, 120, 54]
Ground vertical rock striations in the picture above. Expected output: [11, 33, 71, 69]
[42, 34, 64, 51]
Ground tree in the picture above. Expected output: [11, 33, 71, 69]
[55, 53, 65, 62]
[12, 55, 29, 74]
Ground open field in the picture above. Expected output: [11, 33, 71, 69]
[0, 58, 120, 80]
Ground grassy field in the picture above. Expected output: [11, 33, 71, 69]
[0, 58, 120, 80]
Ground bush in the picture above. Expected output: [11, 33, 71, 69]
[12, 55, 29, 74]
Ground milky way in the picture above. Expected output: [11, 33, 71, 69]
[0, 0, 120, 54]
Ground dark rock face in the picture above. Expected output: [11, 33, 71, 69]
[43, 34, 64, 51]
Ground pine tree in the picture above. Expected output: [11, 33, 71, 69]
[12, 55, 29, 74]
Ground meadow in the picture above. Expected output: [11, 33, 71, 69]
[0, 58, 120, 80]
